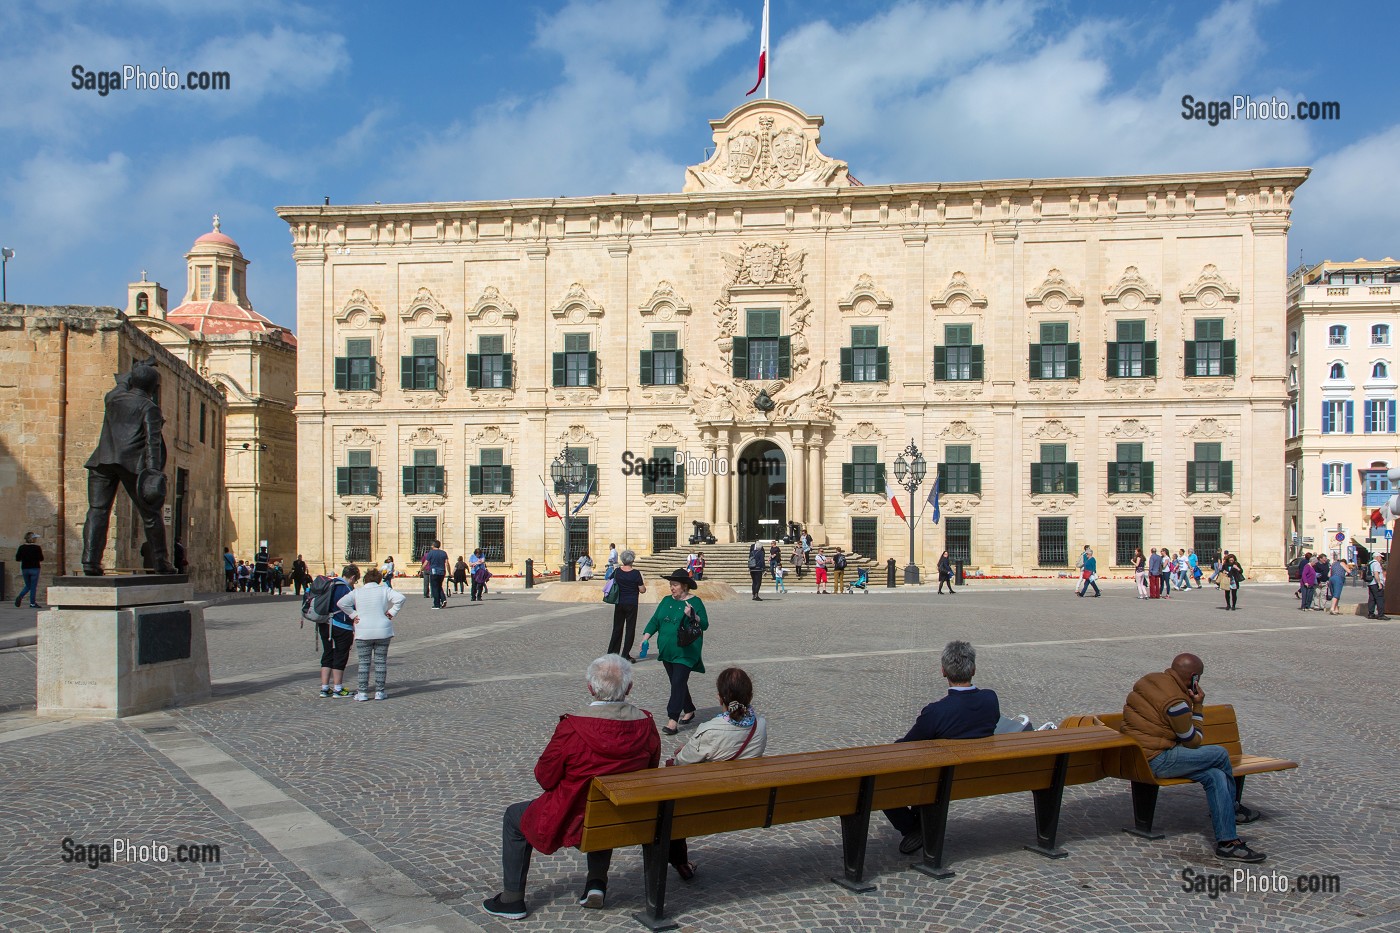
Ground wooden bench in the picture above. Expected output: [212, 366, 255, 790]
[581, 725, 1139, 930]
[1061, 704, 1297, 839]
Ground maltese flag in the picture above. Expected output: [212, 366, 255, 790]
[745, 0, 769, 96]
[885, 481, 907, 523]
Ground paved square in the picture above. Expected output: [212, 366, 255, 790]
[1, 579, 1396, 932]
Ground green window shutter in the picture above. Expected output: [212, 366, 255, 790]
[841, 463, 854, 494]
[587, 351, 598, 386]
[933, 346, 947, 381]
[1222, 340, 1237, 377]
[1184, 341, 1197, 377]
[433, 466, 445, 494]
[587, 464, 599, 495]
[367, 363, 378, 391]
[501, 465, 513, 495]
[1144, 341, 1158, 377]
[432, 358, 444, 391]
[641, 468, 655, 495]
[731, 337, 748, 378]
[674, 348, 684, 384]
[1105, 342, 1119, 378]
[469, 466, 482, 496]
[1220, 461, 1233, 493]
[1186, 461, 1197, 493]
[400, 356, 413, 389]
[1107, 462, 1119, 494]
[640, 350, 654, 386]
[839, 347, 854, 382]
[402, 465, 415, 496]
[875, 463, 886, 488]
[674, 460, 685, 495]
[937, 462, 947, 486]
[334, 357, 349, 390]
[875, 346, 889, 382]
[969, 345, 984, 381]
[777, 336, 791, 378]
[1031, 462, 1043, 494]
[1142, 461, 1154, 493]
[1066, 462, 1079, 495]
[501, 352, 513, 388]
[336, 467, 350, 496]
[1067, 343, 1081, 379]
[466, 354, 481, 389]
[968, 462, 981, 495]
[1029, 343, 1042, 380]
[552, 352, 565, 386]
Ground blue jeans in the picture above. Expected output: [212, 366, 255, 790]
[1149, 744, 1237, 842]
[17, 568, 41, 606]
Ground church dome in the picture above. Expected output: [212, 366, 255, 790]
[166, 216, 297, 347]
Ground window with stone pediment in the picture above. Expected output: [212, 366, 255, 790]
[468, 334, 513, 389]
[1185, 319, 1235, 377]
[337, 450, 379, 497]
[641, 331, 683, 386]
[733, 308, 790, 380]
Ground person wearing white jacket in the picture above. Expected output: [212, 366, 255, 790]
[337, 567, 407, 701]
[663, 668, 768, 880]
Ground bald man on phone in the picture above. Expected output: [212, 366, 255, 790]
[1121, 653, 1266, 863]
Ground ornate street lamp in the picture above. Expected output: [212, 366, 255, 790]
[893, 440, 927, 584]
[550, 447, 587, 581]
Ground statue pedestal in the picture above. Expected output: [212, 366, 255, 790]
[37, 576, 210, 718]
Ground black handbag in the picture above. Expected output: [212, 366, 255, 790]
[676, 603, 702, 647]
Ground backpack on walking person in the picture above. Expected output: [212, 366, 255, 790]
[301, 575, 337, 625]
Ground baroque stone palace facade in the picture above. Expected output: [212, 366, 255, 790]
[280, 100, 1306, 578]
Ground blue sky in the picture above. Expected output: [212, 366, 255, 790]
[1, 0, 1396, 330]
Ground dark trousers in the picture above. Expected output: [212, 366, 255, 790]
[82, 465, 168, 571]
[662, 660, 696, 722]
[501, 800, 613, 896]
[750, 570, 763, 597]
[1224, 587, 1239, 609]
[608, 603, 639, 657]
[883, 805, 919, 837]
[1368, 584, 1385, 617]
[430, 573, 447, 607]
[1158, 572, 1172, 596]
[225, 569, 235, 591]
[938, 574, 953, 594]
[471, 578, 485, 600]
[318, 623, 354, 671]
[1078, 576, 1100, 596]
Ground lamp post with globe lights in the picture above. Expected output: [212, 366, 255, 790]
[550, 447, 587, 581]
[893, 440, 927, 584]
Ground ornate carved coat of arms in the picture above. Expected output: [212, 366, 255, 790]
[726, 132, 761, 183]
[684, 101, 850, 193]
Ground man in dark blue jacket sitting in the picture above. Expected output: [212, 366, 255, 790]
[883, 640, 1000, 854]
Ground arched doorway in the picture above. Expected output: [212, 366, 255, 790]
[737, 440, 786, 541]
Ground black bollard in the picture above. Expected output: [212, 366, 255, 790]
[955, 560, 965, 586]
[886, 558, 897, 588]
[524, 558, 534, 589]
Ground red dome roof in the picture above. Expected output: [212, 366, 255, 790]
[194, 231, 240, 248]
[166, 300, 297, 347]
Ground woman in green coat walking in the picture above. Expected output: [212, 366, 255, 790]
[642, 568, 709, 735]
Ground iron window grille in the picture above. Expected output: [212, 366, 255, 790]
[945, 517, 972, 564]
[851, 517, 878, 559]
[1038, 516, 1069, 566]
[478, 517, 506, 563]
[1115, 517, 1143, 567]
[652, 517, 678, 553]
[411, 517, 437, 562]
[346, 517, 372, 563]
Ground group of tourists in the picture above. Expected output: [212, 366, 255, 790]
[303, 563, 407, 701]
[1295, 549, 1388, 619]
[223, 546, 305, 595]
[742, 540, 858, 597]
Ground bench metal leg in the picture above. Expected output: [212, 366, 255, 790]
[1234, 774, 1246, 806]
[912, 766, 955, 880]
[1123, 781, 1165, 840]
[831, 775, 877, 893]
[633, 801, 679, 932]
[1024, 753, 1070, 859]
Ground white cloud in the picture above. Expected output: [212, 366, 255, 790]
[191, 27, 349, 105]
[1291, 126, 1400, 264]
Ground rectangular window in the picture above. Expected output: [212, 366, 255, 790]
[411, 517, 437, 562]
[478, 517, 506, 563]
[401, 336, 439, 390]
[199, 401, 207, 443]
[1108, 442, 1153, 494]
[1108, 319, 1155, 378]
[935, 324, 984, 381]
[1031, 322, 1079, 380]
[652, 516, 678, 553]
[1322, 462, 1352, 496]
[1193, 517, 1222, 565]
[644, 446, 685, 496]
[217, 267, 230, 302]
[1187, 442, 1232, 494]
[1321, 399, 1353, 434]
[346, 517, 372, 564]
[946, 517, 971, 564]
[403, 449, 444, 496]
[1038, 516, 1069, 567]
[1363, 469, 1392, 508]
[734, 308, 789, 380]
[1115, 517, 1144, 567]
[1364, 399, 1396, 433]
[1287, 464, 1298, 499]
[197, 266, 212, 300]
[470, 447, 513, 496]
[338, 449, 378, 496]
[851, 517, 878, 560]
[841, 325, 888, 383]
[567, 517, 589, 569]
[472, 334, 511, 389]
[554, 333, 596, 387]
[232, 268, 243, 301]
[1288, 401, 1299, 437]
[336, 337, 377, 391]
[842, 445, 884, 495]
[641, 331, 683, 386]
[1373, 324, 1391, 346]
[1186, 319, 1234, 377]
[939, 444, 980, 495]
[1031, 443, 1077, 495]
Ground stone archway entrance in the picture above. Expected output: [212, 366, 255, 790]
[737, 440, 786, 541]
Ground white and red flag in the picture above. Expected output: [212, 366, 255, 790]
[745, 0, 769, 97]
[885, 481, 907, 523]
[540, 475, 563, 521]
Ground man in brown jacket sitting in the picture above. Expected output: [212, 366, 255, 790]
[1121, 653, 1265, 862]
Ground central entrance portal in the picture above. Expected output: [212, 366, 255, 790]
[737, 441, 786, 541]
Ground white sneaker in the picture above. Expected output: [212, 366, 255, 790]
[354, 692, 370, 702]
[374, 691, 386, 701]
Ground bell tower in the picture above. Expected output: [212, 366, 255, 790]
[126, 270, 169, 320]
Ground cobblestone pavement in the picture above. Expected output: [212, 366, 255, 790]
[1, 580, 1397, 932]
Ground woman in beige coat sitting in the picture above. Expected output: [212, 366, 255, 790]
[664, 667, 768, 879]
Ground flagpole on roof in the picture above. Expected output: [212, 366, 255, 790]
[764, 0, 770, 100]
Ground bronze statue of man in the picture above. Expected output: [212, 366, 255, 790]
[81, 357, 176, 575]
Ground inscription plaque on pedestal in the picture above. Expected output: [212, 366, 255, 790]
[137, 609, 193, 665]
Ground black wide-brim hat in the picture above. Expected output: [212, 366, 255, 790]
[663, 568, 698, 589]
